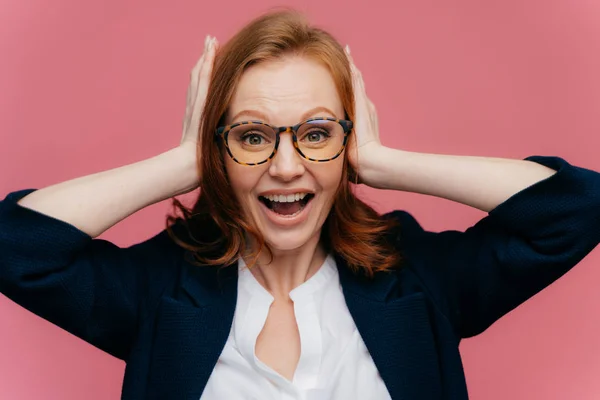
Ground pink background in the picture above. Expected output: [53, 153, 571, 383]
[1, 0, 599, 398]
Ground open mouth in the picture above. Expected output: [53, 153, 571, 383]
[258, 193, 315, 217]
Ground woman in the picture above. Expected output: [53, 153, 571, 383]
[1, 10, 598, 400]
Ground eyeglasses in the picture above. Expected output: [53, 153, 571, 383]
[215, 117, 353, 166]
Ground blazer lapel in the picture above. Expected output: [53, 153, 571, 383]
[336, 254, 443, 400]
[145, 256, 238, 399]
[145, 251, 443, 399]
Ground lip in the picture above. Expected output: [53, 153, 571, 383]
[258, 194, 314, 227]
[257, 188, 315, 197]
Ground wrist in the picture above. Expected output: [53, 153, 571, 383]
[170, 145, 200, 195]
[358, 146, 401, 189]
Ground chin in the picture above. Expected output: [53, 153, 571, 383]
[261, 227, 319, 252]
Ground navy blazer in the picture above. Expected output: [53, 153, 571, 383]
[1, 155, 599, 400]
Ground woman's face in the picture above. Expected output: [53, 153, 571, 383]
[224, 55, 345, 252]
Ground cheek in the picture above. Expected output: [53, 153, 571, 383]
[224, 158, 264, 205]
[314, 159, 344, 195]
[225, 160, 249, 197]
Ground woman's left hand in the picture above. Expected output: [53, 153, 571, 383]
[345, 46, 386, 186]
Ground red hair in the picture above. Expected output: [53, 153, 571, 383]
[167, 9, 401, 276]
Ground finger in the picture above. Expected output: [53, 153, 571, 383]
[352, 68, 368, 108]
[184, 38, 210, 127]
[353, 63, 365, 91]
[191, 47, 212, 114]
[191, 54, 205, 81]
[190, 35, 211, 84]
[345, 44, 360, 85]
[191, 37, 217, 118]
[345, 45, 362, 85]
[348, 57, 365, 94]
[344, 44, 353, 63]
[368, 99, 376, 111]
[193, 35, 211, 72]
[199, 37, 217, 89]
[353, 65, 372, 109]
[205, 36, 217, 72]
[345, 46, 373, 120]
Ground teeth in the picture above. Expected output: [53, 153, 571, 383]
[263, 193, 309, 203]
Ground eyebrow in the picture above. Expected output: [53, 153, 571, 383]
[230, 106, 339, 124]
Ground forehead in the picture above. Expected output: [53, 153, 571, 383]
[227, 55, 344, 124]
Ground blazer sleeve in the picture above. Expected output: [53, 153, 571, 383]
[390, 155, 600, 339]
[0, 189, 180, 360]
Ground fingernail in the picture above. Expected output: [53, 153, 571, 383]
[205, 35, 211, 49]
[345, 45, 351, 55]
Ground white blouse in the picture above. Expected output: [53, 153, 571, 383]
[200, 254, 392, 400]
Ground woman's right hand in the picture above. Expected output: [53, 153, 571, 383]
[180, 35, 218, 154]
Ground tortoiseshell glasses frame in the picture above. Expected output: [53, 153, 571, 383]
[215, 117, 354, 166]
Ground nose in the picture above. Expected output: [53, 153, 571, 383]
[268, 131, 305, 181]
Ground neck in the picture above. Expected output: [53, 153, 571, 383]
[242, 232, 327, 300]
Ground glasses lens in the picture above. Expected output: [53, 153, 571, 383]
[296, 120, 345, 160]
[226, 123, 277, 164]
